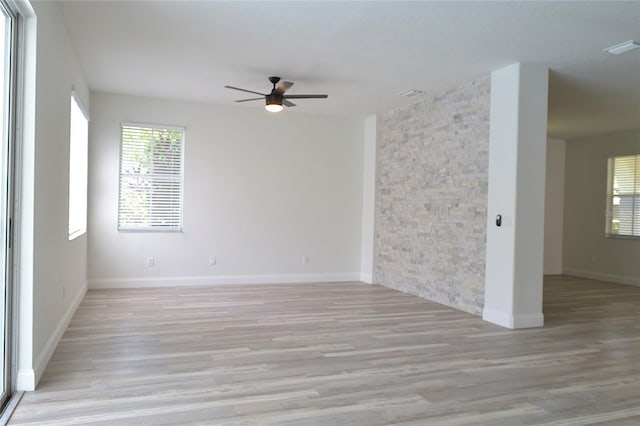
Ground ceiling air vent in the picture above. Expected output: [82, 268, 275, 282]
[398, 89, 424, 98]
[604, 40, 640, 55]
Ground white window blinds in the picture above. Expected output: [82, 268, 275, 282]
[118, 124, 184, 231]
[607, 154, 640, 237]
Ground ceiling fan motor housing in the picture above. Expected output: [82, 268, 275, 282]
[266, 93, 283, 106]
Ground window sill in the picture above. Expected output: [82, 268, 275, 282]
[605, 234, 640, 241]
[118, 228, 183, 233]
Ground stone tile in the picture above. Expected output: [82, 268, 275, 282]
[374, 77, 490, 315]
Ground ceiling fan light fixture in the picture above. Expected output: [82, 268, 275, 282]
[265, 94, 284, 112]
[265, 103, 283, 113]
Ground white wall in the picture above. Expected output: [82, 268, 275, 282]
[483, 63, 548, 329]
[563, 130, 640, 285]
[544, 139, 566, 275]
[88, 93, 364, 287]
[359, 115, 376, 284]
[17, 1, 90, 390]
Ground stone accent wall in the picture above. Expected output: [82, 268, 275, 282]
[374, 77, 490, 315]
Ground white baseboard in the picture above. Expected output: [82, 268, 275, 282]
[88, 273, 362, 289]
[360, 273, 373, 284]
[32, 281, 87, 388]
[562, 268, 640, 287]
[16, 369, 35, 392]
[482, 307, 512, 328]
[482, 307, 544, 329]
[513, 313, 545, 328]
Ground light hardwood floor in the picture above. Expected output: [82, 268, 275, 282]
[9, 276, 640, 425]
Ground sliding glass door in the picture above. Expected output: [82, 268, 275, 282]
[0, 0, 16, 409]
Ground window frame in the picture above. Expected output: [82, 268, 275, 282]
[605, 153, 640, 240]
[117, 122, 185, 233]
[68, 91, 89, 241]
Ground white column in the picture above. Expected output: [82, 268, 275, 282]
[16, 3, 38, 391]
[483, 63, 549, 329]
[360, 115, 377, 283]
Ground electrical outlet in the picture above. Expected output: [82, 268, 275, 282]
[591, 255, 596, 264]
[62, 285, 66, 300]
[147, 257, 155, 267]
[209, 255, 216, 266]
[302, 255, 309, 265]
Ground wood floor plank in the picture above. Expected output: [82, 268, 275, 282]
[8, 276, 640, 425]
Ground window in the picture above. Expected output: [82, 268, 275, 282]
[606, 154, 640, 238]
[118, 123, 184, 231]
[68, 93, 88, 240]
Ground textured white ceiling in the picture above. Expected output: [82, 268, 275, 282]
[57, 0, 640, 139]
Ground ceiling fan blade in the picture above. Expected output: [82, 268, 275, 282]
[235, 97, 264, 103]
[275, 81, 294, 95]
[283, 99, 296, 107]
[283, 94, 328, 99]
[224, 85, 267, 96]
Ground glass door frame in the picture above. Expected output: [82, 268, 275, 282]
[0, 0, 18, 410]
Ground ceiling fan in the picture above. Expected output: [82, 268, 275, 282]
[224, 76, 328, 112]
